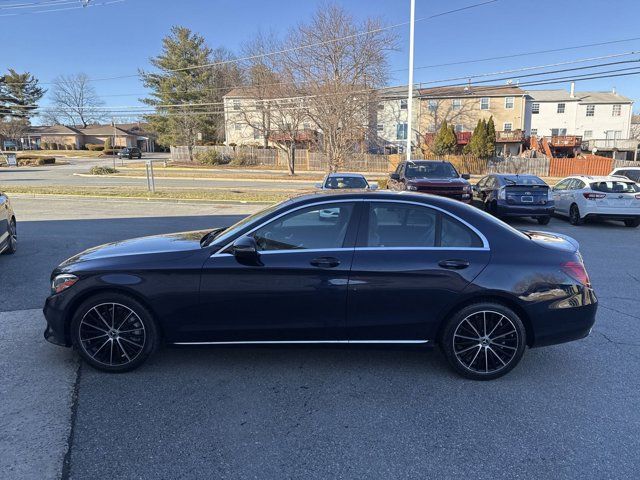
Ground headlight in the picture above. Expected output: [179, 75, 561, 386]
[498, 187, 506, 200]
[51, 274, 78, 295]
[407, 185, 418, 191]
[463, 185, 472, 193]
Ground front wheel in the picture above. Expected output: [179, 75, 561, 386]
[624, 218, 640, 228]
[3, 218, 16, 254]
[71, 292, 160, 372]
[440, 303, 526, 380]
[537, 216, 551, 225]
[569, 204, 583, 225]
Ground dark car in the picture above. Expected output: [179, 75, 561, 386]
[387, 160, 472, 203]
[43, 191, 597, 380]
[117, 147, 142, 159]
[0, 191, 17, 255]
[473, 174, 555, 225]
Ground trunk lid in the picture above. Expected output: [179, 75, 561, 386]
[522, 230, 579, 253]
[505, 184, 550, 205]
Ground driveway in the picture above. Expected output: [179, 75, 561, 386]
[1, 196, 639, 479]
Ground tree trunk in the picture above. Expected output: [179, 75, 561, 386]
[288, 143, 296, 176]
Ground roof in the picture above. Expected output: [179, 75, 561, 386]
[29, 125, 82, 135]
[326, 172, 367, 178]
[377, 86, 421, 99]
[419, 85, 526, 98]
[78, 125, 134, 136]
[526, 90, 576, 102]
[578, 91, 633, 104]
[567, 175, 634, 181]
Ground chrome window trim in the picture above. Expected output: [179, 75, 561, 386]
[211, 197, 490, 257]
[174, 339, 429, 345]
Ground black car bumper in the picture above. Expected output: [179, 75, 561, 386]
[496, 202, 555, 218]
[43, 295, 71, 347]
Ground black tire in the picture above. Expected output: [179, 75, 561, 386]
[3, 218, 16, 254]
[440, 302, 526, 380]
[138, 154, 142, 159]
[569, 204, 583, 225]
[537, 216, 551, 225]
[71, 292, 160, 373]
[624, 218, 640, 228]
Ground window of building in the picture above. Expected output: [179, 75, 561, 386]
[302, 122, 310, 130]
[531, 103, 540, 114]
[505, 97, 514, 109]
[557, 103, 565, 114]
[253, 127, 261, 140]
[454, 124, 464, 133]
[480, 97, 490, 110]
[428, 100, 437, 111]
[583, 130, 593, 139]
[551, 128, 567, 136]
[503, 123, 512, 132]
[400, 99, 408, 110]
[452, 99, 462, 110]
[396, 123, 408, 140]
[234, 123, 242, 131]
[376, 124, 384, 132]
[233, 100, 241, 110]
[612, 104, 621, 116]
[377, 103, 385, 111]
[530, 129, 537, 136]
[586, 105, 595, 117]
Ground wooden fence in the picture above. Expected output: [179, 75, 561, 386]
[171, 146, 638, 177]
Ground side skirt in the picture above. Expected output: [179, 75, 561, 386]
[173, 340, 430, 345]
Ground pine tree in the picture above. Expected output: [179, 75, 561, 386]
[0, 69, 45, 121]
[465, 119, 487, 157]
[484, 116, 496, 158]
[432, 121, 457, 155]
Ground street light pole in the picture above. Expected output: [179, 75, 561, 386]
[405, 0, 416, 162]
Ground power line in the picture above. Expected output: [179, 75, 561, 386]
[0, 0, 124, 16]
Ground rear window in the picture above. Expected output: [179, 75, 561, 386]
[590, 181, 639, 193]
[502, 176, 545, 186]
[325, 176, 368, 189]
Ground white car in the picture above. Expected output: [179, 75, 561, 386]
[552, 175, 640, 227]
[609, 167, 640, 183]
[316, 173, 378, 190]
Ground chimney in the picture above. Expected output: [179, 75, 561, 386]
[570, 82, 575, 98]
[612, 86, 617, 95]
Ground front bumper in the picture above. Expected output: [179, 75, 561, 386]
[43, 294, 71, 347]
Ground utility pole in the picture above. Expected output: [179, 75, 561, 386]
[405, 0, 416, 162]
[112, 117, 117, 169]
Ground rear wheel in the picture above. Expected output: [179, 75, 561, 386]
[537, 216, 551, 225]
[569, 204, 583, 225]
[440, 303, 526, 380]
[3, 218, 16, 254]
[624, 217, 640, 228]
[71, 292, 160, 372]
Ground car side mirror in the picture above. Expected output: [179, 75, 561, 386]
[315, 183, 323, 189]
[231, 236, 261, 265]
[461, 173, 471, 180]
[369, 182, 379, 190]
[389, 173, 400, 181]
[471, 185, 479, 192]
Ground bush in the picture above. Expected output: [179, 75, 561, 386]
[66, 144, 74, 150]
[85, 144, 104, 151]
[41, 142, 50, 150]
[89, 166, 118, 175]
[17, 156, 56, 166]
[194, 149, 229, 166]
[103, 148, 122, 155]
[229, 150, 258, 166]
[376, 178, 388, 190]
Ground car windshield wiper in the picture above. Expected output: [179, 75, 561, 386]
[200, 227, 226, 247]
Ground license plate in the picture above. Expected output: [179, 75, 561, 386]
[521, 196, 533, 203]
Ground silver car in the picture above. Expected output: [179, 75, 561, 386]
[316, 173, 378, 191]
[0, 191, 17, 254]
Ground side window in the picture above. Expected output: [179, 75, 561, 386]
[628, 171, 640, 182]
[476, 177, 487, 189]
[554, 180, 569, 191]
[252, 202, 355, 251]
[367, 203, 437, 247]
[441, 216, 483, 248]
[574, 180, 586, 190]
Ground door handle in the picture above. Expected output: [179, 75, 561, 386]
[310, 257, 340, 268]
[438, 259, 470, 270]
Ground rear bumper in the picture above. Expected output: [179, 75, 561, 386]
[43, 295, 71, 347]
[583, 208, 640, 220]
[496, 201, 555, 217]
[530, 289, 598, 348]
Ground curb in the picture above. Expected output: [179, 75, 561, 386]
[5, 192, 275, 205]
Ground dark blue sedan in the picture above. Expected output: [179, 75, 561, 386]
[473, 174, 555, 225]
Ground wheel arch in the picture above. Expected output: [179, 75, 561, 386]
[436, 293, 535, 347]
[63, 286, 164, 345]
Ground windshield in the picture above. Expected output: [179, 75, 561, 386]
[590, 181, 640, 193]
[502, 176, 545, 185]
[405, 162, 459, 179]
[324, 176, 368, 189]
[208, 202, 282, 246]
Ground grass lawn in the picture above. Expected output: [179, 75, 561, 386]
[18, 150, 106, 158]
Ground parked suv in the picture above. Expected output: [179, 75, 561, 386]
[609, 167, 640, 183]
[552, 175, 640, 227]
[387, 160, 472, 203]
[117, 147, 142, 159]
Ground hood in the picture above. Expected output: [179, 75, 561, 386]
[60, 230, 209, 265]
[523, 230, 579, 253]
[407, 177, 469, 186]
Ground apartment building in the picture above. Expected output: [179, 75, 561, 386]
[526, 85, 635, 160]
[372, 86, 421, 153]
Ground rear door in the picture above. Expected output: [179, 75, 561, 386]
[346, 200, 490, 342]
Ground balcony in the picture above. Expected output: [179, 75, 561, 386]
[496, 130, 525, 143]
[549, 135, 582, 148]
[582, 138, 639, 152]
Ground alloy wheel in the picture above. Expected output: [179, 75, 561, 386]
[452, 310, 519, 374]
[569, 205, 582, 225]
[8, 220, 16, 250]
[78, 303, 146, 367]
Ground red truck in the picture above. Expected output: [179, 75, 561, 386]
[387, 160, 472, 203]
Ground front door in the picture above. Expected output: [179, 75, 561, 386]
[347, 200, 490, 342]
[0, 194, 8, 248]
[191, 201, 361, 343]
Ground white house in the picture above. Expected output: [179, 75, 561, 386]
[525, 84, 635, 159]
[373, 86, 421, 153]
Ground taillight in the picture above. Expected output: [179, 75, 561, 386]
[635, 194, 640, 200]
[583, 192, 606, 200]
[561, 261, 591, 287]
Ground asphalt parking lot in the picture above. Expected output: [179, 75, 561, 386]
[1, 196, 639, 479]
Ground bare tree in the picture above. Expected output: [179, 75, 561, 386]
[283, 4, 397, 172]
[44, 73, 105, 127]
[0, 118, 28, 147]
